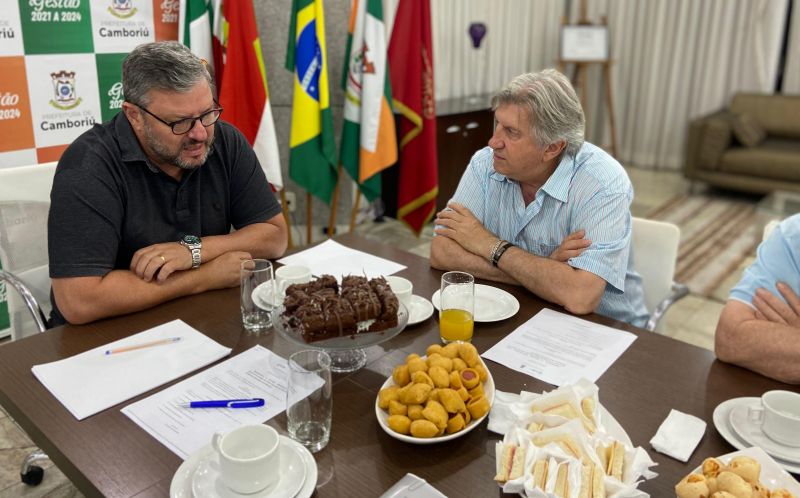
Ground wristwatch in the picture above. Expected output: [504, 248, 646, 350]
[180, 235, 202, 269]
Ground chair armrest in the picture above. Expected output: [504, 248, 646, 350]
[645, 281, 690, 333]
[0, 269, 47, 334]
[685, 110, 732, 177]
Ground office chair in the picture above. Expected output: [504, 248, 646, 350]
[0, 162, 56, 485]
[632, 217, 690, 333]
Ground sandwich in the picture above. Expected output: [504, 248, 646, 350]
[578, 464, 606, 498]
[596, 441, 625, 480]
[535, 401, 596, 433]
[533, 433, 587, 463]
[531, 459, 549, 490]
[554, 462, 570, 498]
[494, 443, 527, 483]
[527, 421, 544, 432]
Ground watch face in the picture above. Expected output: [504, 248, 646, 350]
[182, 235, 201, 245]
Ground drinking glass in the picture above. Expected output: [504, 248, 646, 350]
[286, 350, 332, 453]
[439, 271, 475, 343]
[240, 259, 274, 332]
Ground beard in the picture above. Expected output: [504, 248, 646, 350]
[143, 122, 215, 170]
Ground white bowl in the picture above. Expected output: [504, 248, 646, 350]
[375, 356, 495, 444]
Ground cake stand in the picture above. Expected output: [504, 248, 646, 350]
[272, 303, 409, 373]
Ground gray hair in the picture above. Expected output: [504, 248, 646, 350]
[491, 69, 585, 157]
[122, 41, 214, 106]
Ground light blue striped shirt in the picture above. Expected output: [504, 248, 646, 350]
[449, 143, 649, 327]
[730, 213, 800, 307]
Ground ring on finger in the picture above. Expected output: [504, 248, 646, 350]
[159, 255, 166, 264]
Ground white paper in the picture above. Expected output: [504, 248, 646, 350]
[277, 239, 406, 281]
[122, 345, 320, 459]
[482, 309, 636, 386]
[32, 320, 231, 420]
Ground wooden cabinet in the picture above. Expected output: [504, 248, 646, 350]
[435, 94, 494, 212]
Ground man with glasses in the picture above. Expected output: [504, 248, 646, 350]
[47, 41, 287, 325]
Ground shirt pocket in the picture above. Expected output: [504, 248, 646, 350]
[533, 242, 560, 258]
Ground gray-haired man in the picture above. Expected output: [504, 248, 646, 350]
[431, 69, 648, 327]
[48, 41, 287, 325]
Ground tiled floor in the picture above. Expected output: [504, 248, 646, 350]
[0, 166, 741, 496]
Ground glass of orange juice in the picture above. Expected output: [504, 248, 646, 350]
[439, 271, 475, 343]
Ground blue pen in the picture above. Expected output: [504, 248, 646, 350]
[183, 398, 265, 409]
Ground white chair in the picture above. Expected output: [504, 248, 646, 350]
[631, 217, 690, 333]
[763, 219, 780, 241]
[0, 162, 56, 486]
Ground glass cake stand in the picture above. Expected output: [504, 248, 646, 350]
[272, 303, 409, 373]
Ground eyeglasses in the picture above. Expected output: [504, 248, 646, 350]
[133, 103, 223, 135]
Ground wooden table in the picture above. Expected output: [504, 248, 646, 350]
[0, 234, 792, 497]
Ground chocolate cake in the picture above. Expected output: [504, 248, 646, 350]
[280, 274, 401, 343]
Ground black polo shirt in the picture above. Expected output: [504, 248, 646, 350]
[48, 112, 281, 325]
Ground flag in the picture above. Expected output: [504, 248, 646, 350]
[178, 0, 222, 79]
[389, 0, 438, 234]
[285, 0, 337, 204]
[341, 0, 397, 201]
[217, 0, 282, 188]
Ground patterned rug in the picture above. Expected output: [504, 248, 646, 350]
[646, 193, 763, 301]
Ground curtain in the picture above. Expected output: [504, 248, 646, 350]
[784, 1, 800, 94]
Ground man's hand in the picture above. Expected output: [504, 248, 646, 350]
[549, 230, 591, 263]
[434, 203, 497, 258]
[130, 242, 192, 282]
[204, 251, 253, 290]
[753, 283, 800, 327]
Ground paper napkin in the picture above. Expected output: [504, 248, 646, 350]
[650, 409, 707, 462]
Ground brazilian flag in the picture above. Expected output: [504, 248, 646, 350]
[285, 0, 337, 204]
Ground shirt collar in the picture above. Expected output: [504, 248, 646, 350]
[539, 153, 574, 203]
[114, 112, 165, 174]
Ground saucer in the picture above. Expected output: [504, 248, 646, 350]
[713, 397, 800, 474]
[431, 284, 520, 322]
[171, 436, 317, 498]
[406, 295, 434, 325]
[728, 397, 800, 463]
[253, 282, 282, 310]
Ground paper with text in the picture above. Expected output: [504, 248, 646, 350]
[122, 346, 321, 459]
[277, 239, 406, 280]
[32, 320, 231, 420]
[481, 308, 637, 386]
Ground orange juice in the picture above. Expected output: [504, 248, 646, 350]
[439, 309, 474, 343]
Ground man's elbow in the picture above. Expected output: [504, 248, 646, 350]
[429, 239, 449, 270]
[54, 297, 97, 325]
[714, 323, 736, 363]
[561, 286, 603, 316]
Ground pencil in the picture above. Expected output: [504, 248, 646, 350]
[104, 337, 182, 355]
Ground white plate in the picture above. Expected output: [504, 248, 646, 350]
[431, 284, 520, 322]
[170, 436, 317, 498]
[689, 447, 800, 494]
[375, 356, 495, 444]
[728, 397, 800, 464]
[713, 398, 800, 474]
[407, 295, 434, 326]
[253, 282, 281, 311]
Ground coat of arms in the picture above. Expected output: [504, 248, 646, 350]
[49, 70, 82, 111]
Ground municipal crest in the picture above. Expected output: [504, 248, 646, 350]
[109, 0, 138, 19]
[49, 70, 83, 111]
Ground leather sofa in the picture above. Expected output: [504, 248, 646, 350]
[684, 93, 800, 193]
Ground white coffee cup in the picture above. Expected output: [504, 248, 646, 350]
[275, 265, 312, 295]
[212, 424, 281, 494]
[747, 390, 800, 447]
[386, 275, 413, 309]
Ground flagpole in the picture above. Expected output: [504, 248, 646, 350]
[306, 192, 313, 245]
[327, 165, 343, 238]
[349, 188, 361, 233]
[280, 189, 293, 249]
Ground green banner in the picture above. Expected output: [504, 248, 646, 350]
[19, 0, 93, 54]
[96, 52, 126, 122]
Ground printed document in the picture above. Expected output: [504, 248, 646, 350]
[482, 309, 637, 386]
[122, 345, 318, 459]
[32, 320, 231, 420]
[277, 239, 406, 280]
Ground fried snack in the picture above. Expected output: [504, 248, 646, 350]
[458, 342, 480, 367]
[428, 355, 453, 372]
[428, 388, 440, 402]
[716, 471, 751, 498]
[473, 363, 489, 382]
[378, 386, 400, 410]
[426, 344, 443, 356]
[531, 459, 549, 489]
[452, 358, 468, 371]
[446, 413, 466, 434]
[441, 342, 460, 359]
[409, 419, 439, 438]
[460, 368, 480, 389]
[399, 382, 432, 405]
[422, 400, 449, 429]
[406, 353, 421, 363]
[468, 383, 485, 400]
[411, 370, 434, 387]
[467, 395, 490, 419]
[438, 388, 466, 414]
[710, 493, 737, 498]
[703, 457, 725, 479]
[407, 404, 423, 420]
[392, 364, 411, 387]
[428, 365, 450, 388]
[676, 473, 710, 498]
[449, 370, 463, 389]
[387, 415, 411, 434]
[456, 386, 470, 402]
[463, 408, 471, 424]
[728, 456, 760, 484]
[407, 357, 428, 375]
[554, 462, 570, 498]
[770, 490, 796, 498]
[388, 399, 407, 416]
[751, 483, 769, 498]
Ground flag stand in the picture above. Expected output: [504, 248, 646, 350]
[327, 165, 343, 238]
[349, 191, 361, 233]
[280, 189, 293, 250]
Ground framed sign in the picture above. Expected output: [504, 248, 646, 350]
[560, 25, 609, 62]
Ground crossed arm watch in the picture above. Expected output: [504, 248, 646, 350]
[180, 235, 202, 269]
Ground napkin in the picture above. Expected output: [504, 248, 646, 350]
[649, 409, 707, 462]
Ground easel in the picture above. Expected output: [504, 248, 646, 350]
[557, 2, 619, 159]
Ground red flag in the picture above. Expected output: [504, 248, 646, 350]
[218, 0, 282, 187]
[388, 0, 438, 235]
